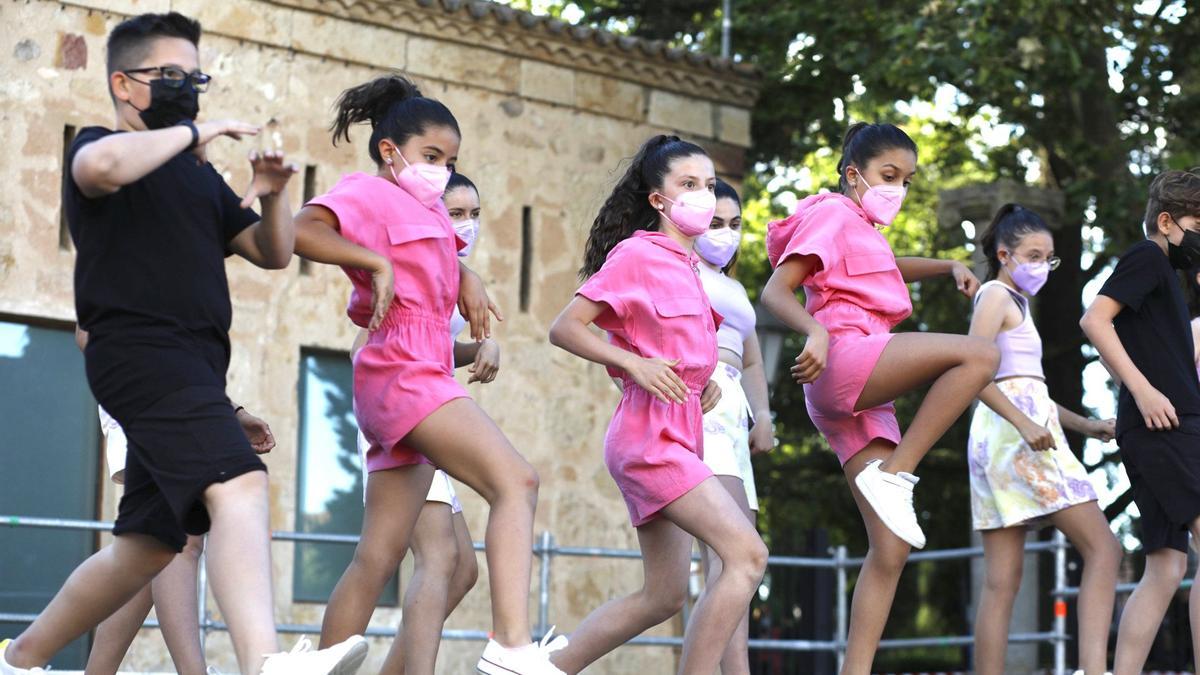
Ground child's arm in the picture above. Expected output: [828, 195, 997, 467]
[294, 204, 393, 331]
[969, 286, 1057, 450]
[458, 262, 503, 342]
[1055, 404, 1116, 441]
[229, 150, 298, 269]
[896, 257, 979, 297]
[72, 120, 260, 197]
[761, 255, 828, 384]
[456, 339, 500, 384]
[549, 296, 690, 405]
[740, 331, 775, 454]
[1081, 295, 1179, 429]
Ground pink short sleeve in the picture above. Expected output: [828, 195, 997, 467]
[577, 243, 637, 338]
[307, 183, 371, 242]
[769, 201, 843, 273]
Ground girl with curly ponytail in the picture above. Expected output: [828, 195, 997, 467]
[294, 74, 560, 675]
[548, 136, 768, 674]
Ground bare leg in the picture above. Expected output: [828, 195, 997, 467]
[150, 534, 207, 675]
[1048, 502, 1121, 675]
[382, 501, 459, 675]
[202, 470, 280, 675]
[855, 333, 999, 474]
[402, 398, 540, 648]
[553, 477, 767, 674]
[972, 527, 1026, 675]
[444, 510, 479, 617]
[840, 443, 912, 675]
[84, 585, 155, 675]
[549, 515, 693, 673]
[321, 464, 434, 649]
[1113, 547, 1187, 675]
[4, 533, 175, 668]
[697, 475, 755, 675]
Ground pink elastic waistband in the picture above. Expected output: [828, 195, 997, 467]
[813, 300, 893, 334]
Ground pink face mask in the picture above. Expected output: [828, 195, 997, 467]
[1008, 257, 1050, 295]
[655, 189, 717, 237]
[387, 148, 451, 208]
[853, 172, 906, 228]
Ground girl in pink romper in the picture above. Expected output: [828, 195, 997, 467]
[761, 122, 998, 674]
[548, 135, 768, 675]
[293, 75, 561, 675]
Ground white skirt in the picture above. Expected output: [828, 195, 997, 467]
[356, 431, 462, 513]
[702, 363, 759, 511]
[99, 405, 127, 484]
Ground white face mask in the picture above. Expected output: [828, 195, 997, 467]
[695, 227, 741, 267]
[453, 218, 479, 257]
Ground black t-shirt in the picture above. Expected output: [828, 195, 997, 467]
[1098, 238, 1200, 437]
[65, 126, 259, 422]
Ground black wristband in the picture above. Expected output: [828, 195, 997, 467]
[178, 119, 199, 151]
[234, 405, 246, 415]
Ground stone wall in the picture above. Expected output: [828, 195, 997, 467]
[0, 0, 759, 672]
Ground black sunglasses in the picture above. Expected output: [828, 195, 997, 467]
[124, 66, 211, 93]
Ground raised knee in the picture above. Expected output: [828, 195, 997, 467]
[736, 539, 769, 582]
[869, 539, 910, 577]
[972, 339, 1001, 376]
[458, 551, 480, 589]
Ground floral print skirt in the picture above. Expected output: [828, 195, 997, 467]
[968, 377, 1098, 531]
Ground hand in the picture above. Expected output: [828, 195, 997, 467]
[791, 328, 829, 384]
[700, 379, 722, 414]
[458, 267, 504, 341]
[951, 261, 980, 298]
[1133, 385, 1179, 430]
[196, 119, 260, 146]
[236, 407, 276, 454]
[240, 149, 299, 208]
[749, 418, 775, 455]
[1086, 417, 1116, 442]
[368, 255, 395, 331]
[468, 338, 501, 384]
[626, 356, 689, 404]
[1016, 418, 1056, 451]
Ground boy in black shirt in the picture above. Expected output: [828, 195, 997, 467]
[1081, 169, 1200, 675]
[0, 12, 365, 675]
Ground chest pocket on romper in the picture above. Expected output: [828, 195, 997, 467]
[652, 296, 713, 361]
[843, 251, 896, 277]
[386, 223, 449, 246]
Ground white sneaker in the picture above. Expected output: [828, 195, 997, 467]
[0, 640, 46, 674]
[477, 637, 566, 675]
[854, 459, 926, 549]
[538, 626, 568, 656]
[260, 635, 368, 675]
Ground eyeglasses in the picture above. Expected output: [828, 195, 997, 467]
[1012, 253, 1061, 270]
[123, 66, 211, 93]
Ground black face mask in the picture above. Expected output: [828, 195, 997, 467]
[1167, 221, 1200, 270]
[134, 78, 200, 130]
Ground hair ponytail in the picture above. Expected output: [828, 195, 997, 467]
[330, 73, 459, 165]
[979, 203, 1051, 280]
[580, 135, 708, 278]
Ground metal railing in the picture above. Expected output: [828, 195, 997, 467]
[2, 515, 1079, 673]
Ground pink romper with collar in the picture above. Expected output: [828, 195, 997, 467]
[767, 193, 913, 465]
[308, 172, 468, 472]
[577, 231, 723, 526]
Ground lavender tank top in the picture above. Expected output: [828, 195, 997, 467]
[698, 263, 755, 360]
[976, 280, 1044, 380]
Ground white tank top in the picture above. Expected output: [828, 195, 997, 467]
[698, 263, 755, 359]
[449, 306, 467, 344]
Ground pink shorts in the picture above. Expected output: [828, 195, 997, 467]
[805, 303, 902, 465]
[605, 378, 714, 527]
[354, 309, 468, 472]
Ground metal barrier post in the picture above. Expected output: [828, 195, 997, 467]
[197, 537, 209, 650]
[834, 545, 848, 672]
[1053, 530, 1066, 675]
[538, 530, 553, 638]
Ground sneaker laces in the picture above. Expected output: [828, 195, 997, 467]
[260, 637, 315, 674]
[538, 625, 568, 654]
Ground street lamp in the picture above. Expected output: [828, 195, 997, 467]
[754, 301, 790, 392]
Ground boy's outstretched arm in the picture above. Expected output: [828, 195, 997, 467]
[1081, 295, 1179, 430]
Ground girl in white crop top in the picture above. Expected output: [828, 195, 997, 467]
[967, 204, 1118, 675]
[692, 179, 775, 672]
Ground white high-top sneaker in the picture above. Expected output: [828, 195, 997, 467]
[259, 635, 368, 675]
[477, 633, 567, 675]
[854, 459, 926, 549]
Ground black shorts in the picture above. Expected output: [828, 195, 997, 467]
[1118, 416, 1200, 553]
[112, 385, 266, 551]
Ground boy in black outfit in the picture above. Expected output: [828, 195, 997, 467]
[1081, 169, 1200, 675]
[0, 12, 366, 675]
